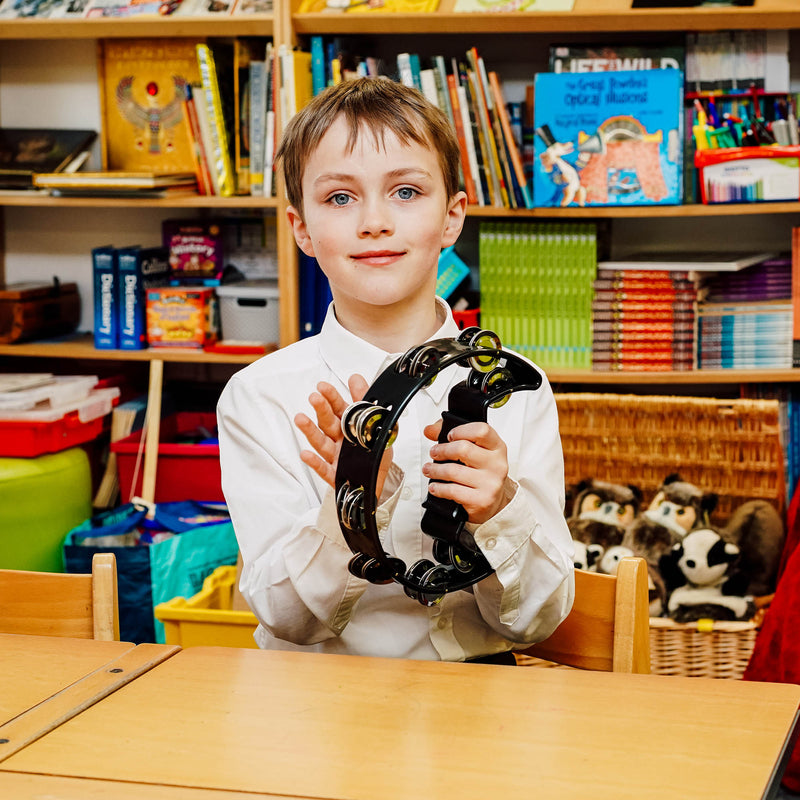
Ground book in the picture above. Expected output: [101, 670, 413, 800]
[117, 246, 170, 350]
[0, 129, 97, 189]
[297, 0, 438, 11]
[233, 39, 254, 194]
[549, 43, 685, 74]
[487, 71, 533, 208]
[453, 0, 573, 10]
[33, 171, 197, 189]
[446, 73, 477, 206]
[196, 43, 236, 197]
[98, 39, 202, 174]
[182, 83, 214, 195]
[233, 0, 272, 10]
[92, 245, 118, 350]
[532, 68, 684, 208]
[162, 218, 225, 284]
[191, 81, 222, 193]
[597, 251, 777, 272]
[248, 54, 268, 196]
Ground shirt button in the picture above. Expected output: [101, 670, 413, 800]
[437, 617, 448, 630]
[401, 487, 413, 500]
[485, 537, 497, 550]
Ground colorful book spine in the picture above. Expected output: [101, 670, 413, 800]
[248, 57, 267, 196]
[196, 43, 235, 197]
[92, 245, 118, 350]
[183, 84, 213, 196]
[117, 246, 170, 350]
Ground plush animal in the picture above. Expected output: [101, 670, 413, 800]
[572, 541, 604, 572]
[568, 479, 642, 550]
[658, 527, 755, 623]
[624, 473, 718, 566]
[597, 544, 633, 576]
[721, 500, 784, 597]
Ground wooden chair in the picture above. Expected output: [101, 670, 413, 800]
[0, 553, 120, 641]
[516, 556, 651, 673]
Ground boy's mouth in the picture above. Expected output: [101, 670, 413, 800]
[351, 250, 405, 265]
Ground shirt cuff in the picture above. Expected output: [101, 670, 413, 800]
[468, 477, 530, 568]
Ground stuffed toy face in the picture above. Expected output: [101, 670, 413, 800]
[674, 528, 739, 587]
[598, 545, 634, 576]
[570, 479, 641, 528]
[572, 541, 604, 572]
[644, 473, 718, 538]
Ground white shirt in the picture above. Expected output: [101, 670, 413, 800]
[217, 299, 574, 661]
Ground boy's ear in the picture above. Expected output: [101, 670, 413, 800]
[441, 191, 467, 248]
[286, 205, 315, 258]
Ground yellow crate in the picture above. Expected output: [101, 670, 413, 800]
[154, 565, 258, 648]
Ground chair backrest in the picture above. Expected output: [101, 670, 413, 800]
[0, 552, 120, 641]
[517, 556, 651, 673]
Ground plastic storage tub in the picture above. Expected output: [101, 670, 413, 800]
[155, 565, 258, 648]
[111, 411, 223, 503]
[216, 280, 279, 344]
[0, 386, 119, 458]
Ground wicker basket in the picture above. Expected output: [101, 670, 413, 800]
[648, 618, 758, 679]
[515, 619, 758, 678]
[546, 393, 783, 678]
[554, 393, 785, 523]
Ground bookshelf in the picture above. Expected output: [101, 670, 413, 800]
[1, 3, 800, 420]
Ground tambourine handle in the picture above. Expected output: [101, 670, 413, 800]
[421, 402, 485, 551]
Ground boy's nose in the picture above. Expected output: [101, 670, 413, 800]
[358, 199, 393, 237]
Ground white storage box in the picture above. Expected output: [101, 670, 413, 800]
[216, 280, 279, 345]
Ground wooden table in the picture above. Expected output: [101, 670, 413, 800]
[1, 646, 799, 800]
[0, 634, 178, 762]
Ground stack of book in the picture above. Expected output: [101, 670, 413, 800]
[479, 221, 597, 369]
[696, 255, 792, 370]
[0, 128, 96, 190]
[591, 267, 696, 372]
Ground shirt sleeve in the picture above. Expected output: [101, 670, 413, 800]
[468, 377, 575, 645]
[217, 372, 404, 646]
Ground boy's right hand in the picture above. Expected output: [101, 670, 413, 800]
[295, 375, 394, 498]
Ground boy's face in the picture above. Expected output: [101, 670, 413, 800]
[287, 116, 466, 323]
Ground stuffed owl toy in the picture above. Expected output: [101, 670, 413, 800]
[624, 473, 718, 566]
[568, 479, 642, 550]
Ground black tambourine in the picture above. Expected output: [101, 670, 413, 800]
[334, 327, 542, 606]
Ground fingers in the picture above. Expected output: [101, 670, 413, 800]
[422, 421, 509, 524]
[348, 373, 369, 403]
[299, 448, 335, 487]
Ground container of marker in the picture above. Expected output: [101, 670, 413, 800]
[694, 145, 800, 204]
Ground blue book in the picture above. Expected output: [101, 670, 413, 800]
[310, 36, 326, 95]
[532, 69, 684, 208]
[92, 245, 118, 350]
[117, 245, 170, 350]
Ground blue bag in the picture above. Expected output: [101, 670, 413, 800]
[63, 500, 239, 644]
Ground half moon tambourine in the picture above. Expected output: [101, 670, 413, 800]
[334, 327, 542, 606]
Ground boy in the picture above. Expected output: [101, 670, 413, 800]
[217, 77, 574, 662]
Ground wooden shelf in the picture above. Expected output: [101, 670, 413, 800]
[546, 367, 800, 385]
[0, 15, 274, 39]
[0, 193, 279, 210]
[466, 202, 800, 219]
[292, 0, 800, 36]
[0, 335, 271, 365]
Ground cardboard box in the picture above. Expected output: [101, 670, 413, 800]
[146, 286, 218, 348]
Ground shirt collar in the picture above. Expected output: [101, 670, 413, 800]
[319, 297, 461, 404]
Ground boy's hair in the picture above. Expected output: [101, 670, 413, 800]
[276, 76, 461, 216]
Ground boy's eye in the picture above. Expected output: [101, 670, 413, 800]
[329, 193, 351, 206]
[394, 187, 417, 200]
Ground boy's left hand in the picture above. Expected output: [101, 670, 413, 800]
[422, 420, 509, 525]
